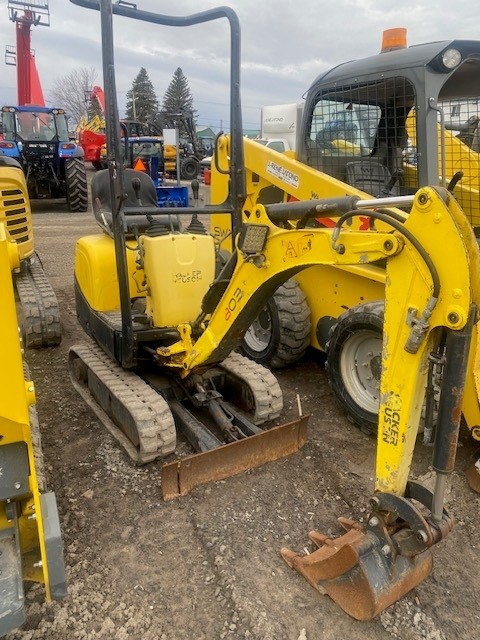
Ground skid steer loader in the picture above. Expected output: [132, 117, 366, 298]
[0, 155, 61, 348]
[70, 0, 480, 621]
[210, 31, 480, 458]
[0, 221, 66, 636]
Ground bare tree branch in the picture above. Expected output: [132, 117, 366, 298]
[48, 67, 99, 127]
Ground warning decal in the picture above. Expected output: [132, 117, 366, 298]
[266, 161, 299, 189]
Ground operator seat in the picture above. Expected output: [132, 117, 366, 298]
[345, 159, 401, 196]
[91, 168, 181, 235]
[346, 142, 403, 197]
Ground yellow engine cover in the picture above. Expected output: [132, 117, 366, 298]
[142, 233, 215, 327]
[75, 234, 145, 312]
[0, 162, 34, 261]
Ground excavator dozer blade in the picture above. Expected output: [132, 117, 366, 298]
[281, 520, 433, 621]
[162, 415, 308, 500]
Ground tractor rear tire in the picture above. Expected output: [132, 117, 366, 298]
[65, 158, 88, 212]
[325, 301, 384, 435]
[180, 157, 200, 180]
[241, 279, 311, 369]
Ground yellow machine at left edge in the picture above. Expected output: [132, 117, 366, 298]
[0, 222, 66, 636]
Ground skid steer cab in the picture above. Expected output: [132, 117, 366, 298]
[70, 0, 480, 621]
[0, 105, 88, 212]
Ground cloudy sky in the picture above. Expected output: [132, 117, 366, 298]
[0, 0, 478, 132]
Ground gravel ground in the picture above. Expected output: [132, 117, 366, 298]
[6, 169, 480, 639]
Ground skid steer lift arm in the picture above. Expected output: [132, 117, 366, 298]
[155, 186, 480, 619]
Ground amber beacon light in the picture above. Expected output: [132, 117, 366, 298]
[381, 28, 407, 52]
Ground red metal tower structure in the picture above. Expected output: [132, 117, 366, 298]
[6, 0, 50, 106]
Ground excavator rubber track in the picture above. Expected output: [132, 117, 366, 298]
[23, 360, 47, 493]
[215, 352, 283, 424]
[69, 342, 177, 464]
[69, 342, 308, 497]
[15, 254, 62, 349]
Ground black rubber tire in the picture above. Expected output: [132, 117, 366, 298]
[325, 301, 384, 435]
[240, 279, 311, 369]
[180, 157, 200, 180]
[65, 158, 88, 212]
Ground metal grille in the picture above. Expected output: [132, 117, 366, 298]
[0, 187, 31, 246]
[439, 97, 480, 227]
[306, 77, 418, 198]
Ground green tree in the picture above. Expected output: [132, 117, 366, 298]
[158, 67, 197, 136]
[125, 68, 158, 122]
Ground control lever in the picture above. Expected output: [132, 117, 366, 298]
[132, 177, 142, 206]
[186, 178, 207, 234]
[191, 178, 200, 206]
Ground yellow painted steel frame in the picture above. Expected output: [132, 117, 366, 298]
[157, 187, 480, 496]
[0, 224, 54, 598]
[0, 163, 35, 261]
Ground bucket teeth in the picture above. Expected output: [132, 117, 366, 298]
[281, 521, 433, 621]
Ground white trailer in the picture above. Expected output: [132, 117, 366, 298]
[260, 103, 304, 151]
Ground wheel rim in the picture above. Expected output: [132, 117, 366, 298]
[339, 329, 382, 413]
[243, 307, 273, 353]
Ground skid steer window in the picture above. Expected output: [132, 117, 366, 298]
[308, 98, 381, 186]
[306, 77, 417, 196]
[311, 100, 378, 155]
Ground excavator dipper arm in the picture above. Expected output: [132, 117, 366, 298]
[156, 186, 480, 619]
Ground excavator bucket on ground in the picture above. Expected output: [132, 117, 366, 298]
[282, 517, 433, 621]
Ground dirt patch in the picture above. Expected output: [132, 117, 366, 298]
[7, 175, 480, 639]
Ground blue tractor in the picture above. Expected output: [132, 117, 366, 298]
[0, 106, 88, 212]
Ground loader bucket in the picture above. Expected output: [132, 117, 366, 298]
[162, 415, 308, 500]
[281, 518, 433, 621]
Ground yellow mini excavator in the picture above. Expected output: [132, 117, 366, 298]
[69, 0, 480, 621]
[0, 155, 61, 348]
[0, 221, 66, 636]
